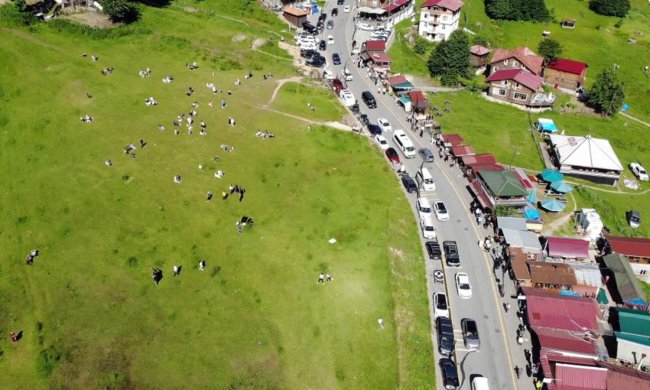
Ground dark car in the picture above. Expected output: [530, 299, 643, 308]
[302, 22, 317, 35]
[319, 40, 327, 51]
[332, 53, 341, 65]
[418, 148, 435, 162]
[436, 317, 455, 356]
[300, 49, 317, 58]
[326, 20, 334, 30]
[337, 0, 344, 4]
[367, 124, 382, 135]
[318, 13, 327, 22]
[361, 91, 377, 109]
[358, 113, 369, 125]
[439, 358, 459, 389]
[401, 175, 417, 193]
[443, 240, 460, 267]
[628, 209, 641, 229]
[385, 147, 400, 164]
[350, 103, 360, 114]
[306, 55, 325, 67]
[461, 318, 480, 350]
[425, 241, 442, 260]
[331, 7, 338, 16]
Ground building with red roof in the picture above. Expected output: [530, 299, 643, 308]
[282, 8, 308, 28]
[470, 44, 491, 67]
[490, 46, 544, 75]
[441, 133, 463, 146]
[545, 58, 589, 91]
[545, 237, 590, 260]
[485, 69, 555, 108]
[363, 40, 386, 53]
[605, 235, 650, 283]
[523, 287, 600, 333]
[461, 153, 496, 167]
[418, 0, 464, 42]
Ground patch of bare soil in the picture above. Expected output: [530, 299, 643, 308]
[251, 38, 266, 50]
[183, 6, 198, 13]
[232, 34, 247, 42]
[61, 8, 115, 29]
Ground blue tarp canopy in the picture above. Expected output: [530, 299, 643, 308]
[540, 198, 566, 212]
[551, 181, 573, 193]
[536, 118, 558, 133]
[540, 169, 564, 183]
[524, 206, 541, 221]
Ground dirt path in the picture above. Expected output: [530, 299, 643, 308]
[567, 182, 650, 195]
[1, 27, 65, 53]
[621, 111, 650, 128]
[543, 193, 577, 235]
[265, 76, 304, 106]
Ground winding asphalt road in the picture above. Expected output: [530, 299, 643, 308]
[309, 3, 520, 389]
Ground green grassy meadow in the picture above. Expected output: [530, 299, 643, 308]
[0, 1, 434, 388]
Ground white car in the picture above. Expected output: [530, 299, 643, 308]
[322, 69, 335, 80]
[375, 134, 389, 150]
[433, 201, 450, 222]
[456, 272, 473, 299]
[377, 117, 392, 133]
[630, 163, 649, 181]
[357, 22, 374, 31]
[343, 5, 351, 12]
[341, 67, 353, 81]
[327, 35, 335, 45]
[420, 215, 436, 239]
[417, 197, 432, 219]
[339, 89, 356, 107]
[433, 292, 449, 319]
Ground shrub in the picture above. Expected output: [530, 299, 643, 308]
[428, 30, 470, 86]
[485, 0, 550, 21]
[589, 0, 630, 17]
[538, 38, 563, 64]
[413, 36, 433, 56]
[587, 67, 625, 116]
[102, 0, 139, 23]
[0, 3, 35, 26]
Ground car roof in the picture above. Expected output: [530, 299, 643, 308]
[418, 197, 431, 206]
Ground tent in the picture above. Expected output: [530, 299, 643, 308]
[540, 169, 564, 183]
[540, 198, 566, 212]
[534, 118, 558, 133]
[551, 181, 573, 193]
[602, 253, 648, 308]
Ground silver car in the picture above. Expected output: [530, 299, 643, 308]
[461, 318, 480, 350]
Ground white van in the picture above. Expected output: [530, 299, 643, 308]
[416, 167, 436, 192]
[393, 130, 416, 159]
[471, 376, 489, 390]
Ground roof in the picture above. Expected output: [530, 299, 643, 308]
[462, 153, 496, 166]
[529, 261, 577, 286]
[546, 237, 590, 259]
[602, 362, 650, 389]
[479, 170, 528, 197]
[503, 229, 543, 253]
[470, 44, 490, 56]
[602, 253, 648, 306]
[522, 287, 600, 332]
[442, 134, 463, 146]
[537, 118, 559, 133]
[497, 216, 527, 231]
[450, 145, 475, 157]
[568, 262, 602, 288]
[364, 40, 386, 52]
[283, 7, 308, 17]
[469, 180, 494, 209]
[408, 90, 426, 102]
[616, 331, 650, 346]
[485, 68, 544, 91]
[537, 328, 599, 355]
[471, 163, 503, 172]
[550, 134, 624, 172]
[490, 46, 544, 75]
[606, 236, 650, 258]
[511, 248, 531, 280]
[554, 363, 608, 390]
[547, 58, 589, 76]
[421, 0, 464, 12]
[369, 52, 392, 64]
[384, 0, 410, 13]
[618, 308, 650, 337]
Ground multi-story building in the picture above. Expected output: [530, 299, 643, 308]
[418, 0, 464, 42]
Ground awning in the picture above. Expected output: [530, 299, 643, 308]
[469, 181, 494, 209]
[357, 6, 386, 14]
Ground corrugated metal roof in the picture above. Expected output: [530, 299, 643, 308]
[546, 237, 590, 259]
[568, 262, 602, 287]
[441, 134, 463, 146]
[450, 145, 475, 157]
[555, 363, 607, 390]
[479, 170, 528, 197]
[618, 309, 650, 337]
[602, 253, 648, 306]
[537, 328, 598, 354]
[606, 236, 650, 258]
[523, 287, 600, 332]
[602, 362, 650, 389]
[529, 261, 577, 286]
[497, 216, 527, 231]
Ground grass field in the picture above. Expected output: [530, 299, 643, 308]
[0, 1, 435, 388]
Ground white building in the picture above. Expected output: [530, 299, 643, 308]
[418, 0, 464, 42]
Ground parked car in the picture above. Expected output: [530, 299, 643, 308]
[461, 318, 480, 350]
[402, 175, 418, 194]
[367, 123, 381, 135]
[331, 78, 345, 93]
[628, 210, 641, 229]
[425, 240, 442, 260]
[417, 197, 432, 219]
[443, 241, 460, 267]
[306, 55, 325, 67]
[337, 0, 344, 4]
[331, 7, 338, 16]
[344, 5, 351, 12]
[318, 13, 327, 23]
[319, 39, 327, 51]
[456, 272, 472, 299]
[322, 69, 335, 80]
[385, 147, 400, 164]
[433, 292, 449, 318]
[630, 162, 649, 181]
[358, 114, 369, 126]
[440, 358, 460, 390]
[300, 49, 317, 58]
[374, 134, 389, 150]
[471, 376, 490, 390]
[377, 117, 392, 132]
[327, 20, 334, 30]
[327, 35, 335, 45]
[357, 22, 374, 31]
[419, 148, 435, 162]
[436, 317, 455, 356]
[434, 201, 450, 221]
[420, 215, 437, 239]
[332, 53, 341, 65]
[339, 89, 356, 106]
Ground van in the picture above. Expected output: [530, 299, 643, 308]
[361, 91, 377, 109]
[341, 67, 353, 81]
[416, 167, 436, 192]
[471, 376, 489, 390]
[393, 130, 416, 159]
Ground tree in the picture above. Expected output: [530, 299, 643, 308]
[12, 0, 28, 12]
[589, 0, 630, 17]
[587, 67, 625, 116]
[485, 0, 549, 21]
[538, 38, 562, 64]
[102, 0, 138, 22]
[428, 31, 471, 86]
[413, 36, 433, 56]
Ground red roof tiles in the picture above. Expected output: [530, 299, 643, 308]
[555, 363, 608, 390]
[546, 237, 590, 259]
[547, 58, 588, 76]
[421, 0, 464, 12]
[462, 153, 496, 166]
[388, 75, 408, 85]
[470, 45, 490, 56]
[537, 328, 598, 355]
[522, 287, 600, 332]
[490, 47, 544, 75]
[364, 40, 386, 52]
[606, 236, 650, 259]
[442, 134, 463, 146]
[451, 145, 475, 157]
[385, 0, 410, 13]
[485, 69, 544, 91]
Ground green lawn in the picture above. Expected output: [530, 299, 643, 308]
[0, 1, 434, 388]
[388, 19, 431, 77]
[460, 0, 650, 121]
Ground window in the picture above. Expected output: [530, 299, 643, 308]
[512, 60, 518, 67]
[504, 59, 509, 65]
[514, 92, 528, 100]
[442, 25, 446, 29]
[442, 15, 448, 21]
[502, 80, 509, 86]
